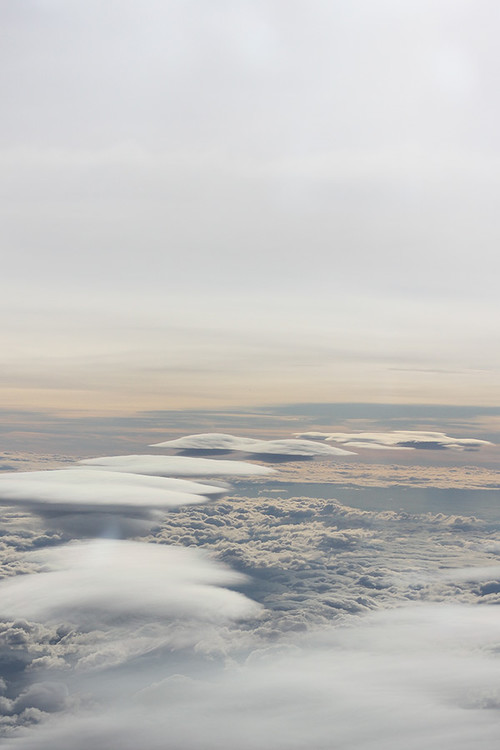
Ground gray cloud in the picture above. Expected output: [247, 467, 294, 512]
[3, 604, 500, 750]
[151, 432, 355, 457]
[147, 491, 500, 638]
[1, 482, 500, 741]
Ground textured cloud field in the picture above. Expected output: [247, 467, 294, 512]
[3, 605, 500, 750]
[0, 429, 499, 747]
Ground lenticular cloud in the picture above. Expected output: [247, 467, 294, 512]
[0, 454, 270, 537]
[0, 469, 225, 511]
[3, 604, 500, 750]
[79, 454, 275, 476]
[295, 430, 493, 451]
[150, 432, 356, 457]
[0, 539, 260, 625]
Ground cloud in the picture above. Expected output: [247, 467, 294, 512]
[10, 682, 69, 715]
[144, 489, 500, 642]
[1, 426, 499, 745]
[295, 430, 494, 451]
[3, 604, 500, 749]
[151, 433, 356, 457]
[79, 455, 275, 476]
[258, 457, 500, 490]
[0, 469, 226, 512]
[1, 490, 494, 692]
[0, 468, 230, 538]
[0, 540, 260, 628]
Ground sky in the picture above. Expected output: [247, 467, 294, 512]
[2, 0, 500, 413]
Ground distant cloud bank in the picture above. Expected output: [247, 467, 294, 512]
[295, 430, 493, 451]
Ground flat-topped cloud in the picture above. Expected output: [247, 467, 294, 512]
[295, 430, 494, 451]
[0, 468, 230, 538]
[0, 469, 225, 512]
[151, 433, 355, 457]
[79, 455, 275, 477]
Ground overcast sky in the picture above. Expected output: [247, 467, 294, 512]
[2, 0, 499, 412]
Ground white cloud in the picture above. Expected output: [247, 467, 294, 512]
[295, 430, 494, 451]
[0, 468, 230, 538]
[3, 604, 500, 749]
[0, 469, 226, 512]
[0, 540, 261, 627]
[79, 455, 275, 477]
[151, 432, 355, 457]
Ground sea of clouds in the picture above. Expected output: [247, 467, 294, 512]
[0, 431, 499, 747]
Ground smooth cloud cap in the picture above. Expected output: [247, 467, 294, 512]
[151, 433, 356, 457]
[79, 454, 275, 477]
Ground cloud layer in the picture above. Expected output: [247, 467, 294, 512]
[3, 604, 500, 750]
[1, 422, 499, 745]
[79, 454, 275, 476]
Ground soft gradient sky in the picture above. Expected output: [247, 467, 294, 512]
[2, 0, 499, 412]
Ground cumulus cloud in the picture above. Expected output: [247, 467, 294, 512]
[1, 491, 496, 694]
[147, 491, 500, 637]
[151, 433, 356, 457]
[295, 430, 494, 451]
[79, 454, 275, 476]
[9, 682, 69, 715]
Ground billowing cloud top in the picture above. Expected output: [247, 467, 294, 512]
[0, 540, 261, 625]
[79, 454, 275, 476]
[295, 430, 494, 451]
[151, 433, 355, 457]
[0, 469, 225, 511]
